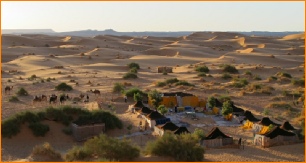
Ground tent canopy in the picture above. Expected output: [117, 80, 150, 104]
[174, 127, 190, 135]
[137, 106, 154, 115]
[205, 127, 231, 140]
[263, 126, 296, 139]
[280, 121, 296, 131]
[147, 111, 166, 120]
[244, 110, 260, 122]
[132, 101, 145, 108]
[257, 117, 280, 126]
[157, 121, 179, 131]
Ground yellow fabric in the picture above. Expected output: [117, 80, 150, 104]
[161, 96, 177, 107]
[259, 126, 269, 134]
[242, 120, 254, 129]
[224, 114, 233, 121]
[182, 96, 199, 107]
[212, 107, 219, 115]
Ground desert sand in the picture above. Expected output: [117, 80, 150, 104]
[1, 32, 305, 161]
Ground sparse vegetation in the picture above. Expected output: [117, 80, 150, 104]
[133, 92, 143, 101]
[265, 102, 293, 110]
[244, 70, 252, 76]
[112, 83, 125, 93]
[222, 100, 233, 116]
[291, 78, 305, 87]
[175, 80, 194, 86]
[55, 82, 73, 91]
[148, 89, 162, 109]
[124, 87, 147, 98]
[129, 67, 138, 73]
[253, 75, 262, 80]
[221, 73, 232, 79]
[197, 72, 207, 77]
[156, 81, 167, 87]
[157, 105, 168, 115]
[9, 96, 19, 102]
[123, 72, 138, 79]
[207, 96, 216, 108]
[127, 62, 140, 69]
[16, 87, 29, 96]
[165, 78, 179, 84]
[276, 72, 292, 78]
[195, 65, 209, 73]
[221, 64, 238, 73]
[144, 132, 204, 161]
[28, 122, 50, 137]
[231, 78, 248, 88]
[32, 142, 62, 160]
[263, 108, 270, 115]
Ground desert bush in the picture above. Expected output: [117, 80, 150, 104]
[16, 87, 29, 96]
[291, 78, 305, 87]
[28, 122, 50, 137]
[157, 105, 168, 115]
[231, 78, 248, 88]
[207, 96, 216, 108]
[195, 66, 209, 73]
[253, 75, 262, 80]
[62, 127, 73, 135]
[276, 72, 292, 78]
[134, 92, 143, 101]
[55, 82, 73, 91]
[175, 80, 194, 86]
[9, 96, 19, 102]
[244, 70, 252, 76]
[127, 62, 140, 69]
[123, 72, 138, 79]
[265, 102, 292, 110]
[1, 117, 21, 138]
[165, 78, 179, 84]
[83, 134, 140, 161]
[156, 81, 167, 87]
[263, 108, 270, 115]
[124, 88, 147, 97]
[148, 89, 162, 109]
[221, 64, 238, 73]
[129, 67, 138, 73]
[144, 132, 204, 161]
[218, 95, 231, 103]
[197, 72, 206, 77]
[7, 79, 12, 82]
[222, 101, 233, 116]
[65, 146, 91, 161]
[113, 82, 124, 93]
[221, 73, 232, 79]
[268, 76, 277, 82]
[32, 142, 62, 160]
[192, 128, 206, 140]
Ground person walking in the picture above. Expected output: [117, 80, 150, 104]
[124, 95, 127, 103]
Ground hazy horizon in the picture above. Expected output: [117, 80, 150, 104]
[2, 1, 304, 32]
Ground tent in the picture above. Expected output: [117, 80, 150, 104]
[202, 127, 233, 148]
[136, 106, 154, 115]
[145, 111, 168, 128]
[257, 117, 280, 126]
[280, 121, 296, 131]
[244, 110, 260, 122]
[128, 101, 145, 112]
[174, 127, 190, 135]
[254, 126, 298, 147]
[253, 117, 280, 133]
[231, 102, 244, 115]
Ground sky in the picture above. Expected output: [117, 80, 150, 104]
[1, 1, 304, 32]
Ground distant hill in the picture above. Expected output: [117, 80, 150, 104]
[2, 29, 304, 37]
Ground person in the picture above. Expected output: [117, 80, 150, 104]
[86, 94, 89, 101]
[124, 95, 127, 103]
[238, 137, 242, 148]
[174, 105, 178, 113]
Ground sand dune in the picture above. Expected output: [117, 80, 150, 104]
[2, 32, 305, 162]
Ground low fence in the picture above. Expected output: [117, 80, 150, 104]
[71, 123, 105, 141]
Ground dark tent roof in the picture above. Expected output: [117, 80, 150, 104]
[205, 127, 231, 140]
[231, 102, 245, 113]
[263, 126, 296, 139]
[158, 122, 179, 131]
[162, 92, 194, 97]
[215, 99, 223, 107]
[146, 111, 166, 120]
[132, 101, 145, 108]
[137, 107, 154, 115]
[257, 117, 280, 126]
[244, 110, 260, 122]
[174, 127, 190, 135]
[280, 121, 296, 131]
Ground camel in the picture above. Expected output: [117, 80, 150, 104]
[32, 95, 47, 105]
[4, 86, 13, 95]
[49, 94, 58, 104]
[90, 89, 101, 96]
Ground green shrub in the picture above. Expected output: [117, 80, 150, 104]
[1, 117, 21, 138]
[265, 102, 292, 110]
[65, 146, 91, 161]
[9, 96, 19, 102]
[84, 134, 140, 161]
[134, 92, 143, 102]
[253, 75, 262, 80]
[207, 96, 216, 108]
[291, 78, 305, 87]
[263, 108, 270, 115]
[112, 83, 124, 93]
[123, 72, 138, 79]
[55, 82, 73, 91]
[129, 67, 138, 73]
[28, 122, 50, 137]
[127, 62, 140, 69]
[156, 81, 167, 87]
[192, 128, 206, 140]
[197, 72, 206, 77]
[221, 64, 238, 73]
[124, 88, 147, 97]
[195, 66, 209, 73]
[165, 78, 179, 84]
[157, 105, 168, 115]
[144, 132, 204, 161]
[276, 72, 292, 78]
[221, 73, 232, 79]
[32, 142, 62, 160]
[148, 89, 162, 109]
[62, 127, 73, 135]
[219, 95, 231, 103]
[16, 87, 29, 96]
[175, 80, 194, 86]
[244, 70, 252, 76]
[46, 77, 51, 82]
[222, 101, 233, 116]
[232, 78, 248, 88]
